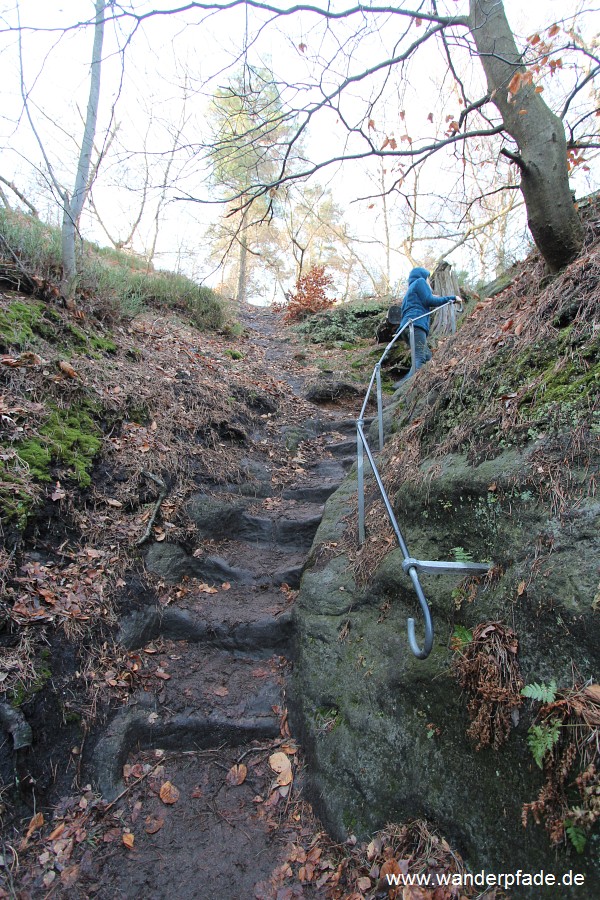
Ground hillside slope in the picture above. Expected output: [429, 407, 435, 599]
[292, 203, 600, 894]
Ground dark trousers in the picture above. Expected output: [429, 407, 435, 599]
[394, 325, 432, 388]
[412, 326, 432, 370]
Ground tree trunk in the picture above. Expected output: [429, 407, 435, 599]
[61, 0, 106, 292]
[430, 262, 460, 338]
[236, 206, 249, 303]
[469, 0, 583, 272]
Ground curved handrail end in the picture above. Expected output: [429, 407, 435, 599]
[407, 615, 434, 660]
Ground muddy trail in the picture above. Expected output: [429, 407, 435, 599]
[76, 307, 363, 899]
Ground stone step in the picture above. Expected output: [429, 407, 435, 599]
[325, 438, 356, 457]
[145, 540, 308, 586]
[94, 740, 292, 899]
[187, 494, 323, 548]
[118, 605, 294, 654]
[94, 645, 285, 801]
[282, 482, 341, 503]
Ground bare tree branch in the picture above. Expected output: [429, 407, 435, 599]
[0, 176, 38, 216]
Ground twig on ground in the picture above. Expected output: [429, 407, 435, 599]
[103, 758, 165, 814]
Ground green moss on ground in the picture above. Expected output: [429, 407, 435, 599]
[17, 404, 102, 486]
[0, 469, 35, 530]
[0, 300, 45, 350]
[0, 297, 117, 355]
[11, 660, 53, 708]
[65, 322, 117, 354]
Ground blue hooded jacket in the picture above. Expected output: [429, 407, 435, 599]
[399, 267, 454, 335]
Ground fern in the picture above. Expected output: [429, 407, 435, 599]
[521, 679, 557, 703]
[527, 720, 561, 769]
[451, 625, 473, 651]
[565, 821, 587, 854]
[451, 546, 474, 563]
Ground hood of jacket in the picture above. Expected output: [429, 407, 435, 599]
[408, 267, 430, 283]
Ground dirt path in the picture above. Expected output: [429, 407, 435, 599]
[79, 307, 361, 899]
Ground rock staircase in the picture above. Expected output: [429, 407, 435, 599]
[90, 318, 365, 898]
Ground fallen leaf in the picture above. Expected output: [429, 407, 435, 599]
[131, 800, 143, 823]
[159, 781, 180, 805]
[122, 832, 135, 849]
[144, 816, 164, 834]
[269, 751, 293, 786]
[155, 668, 171, 680]
[25, 812, 44, 839]
[2, 351, 43, 367]
[213, 685, 229, 697]
[48, 822, 66, 841]
[379, 858, 402, 882]
[51, 482, 66, 501]
[226, 763, 247, 786]
[517, 580, 526, 596]
[251, 667, 271, 678]
[60, 865, 80, 888]
[198, 582, 218, 594]
[403, 886, 431, 899]
[106, 498, 122, 507]
[584, 684, 600, 703]
[58, 360, 80, 379]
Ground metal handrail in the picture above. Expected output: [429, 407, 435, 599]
[356, 300, 489, 660]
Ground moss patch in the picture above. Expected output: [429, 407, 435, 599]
[11, 660, 53, 708]
[0, 299, 45, 350]
[0, 468, 36, 530]
[66, 322, 117, 354]
[17, 404, 102, 486]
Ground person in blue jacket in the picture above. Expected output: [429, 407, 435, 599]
[397, 267, 456, 375]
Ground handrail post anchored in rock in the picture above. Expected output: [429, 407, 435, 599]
[356, 300, 489, 660]
[357, 418, 366, 545]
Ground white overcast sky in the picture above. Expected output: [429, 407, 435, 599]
[0, 0, 598, 292]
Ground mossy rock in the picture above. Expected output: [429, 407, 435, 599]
[292, 446, 600, 894]
[296, 301, 389, 344]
